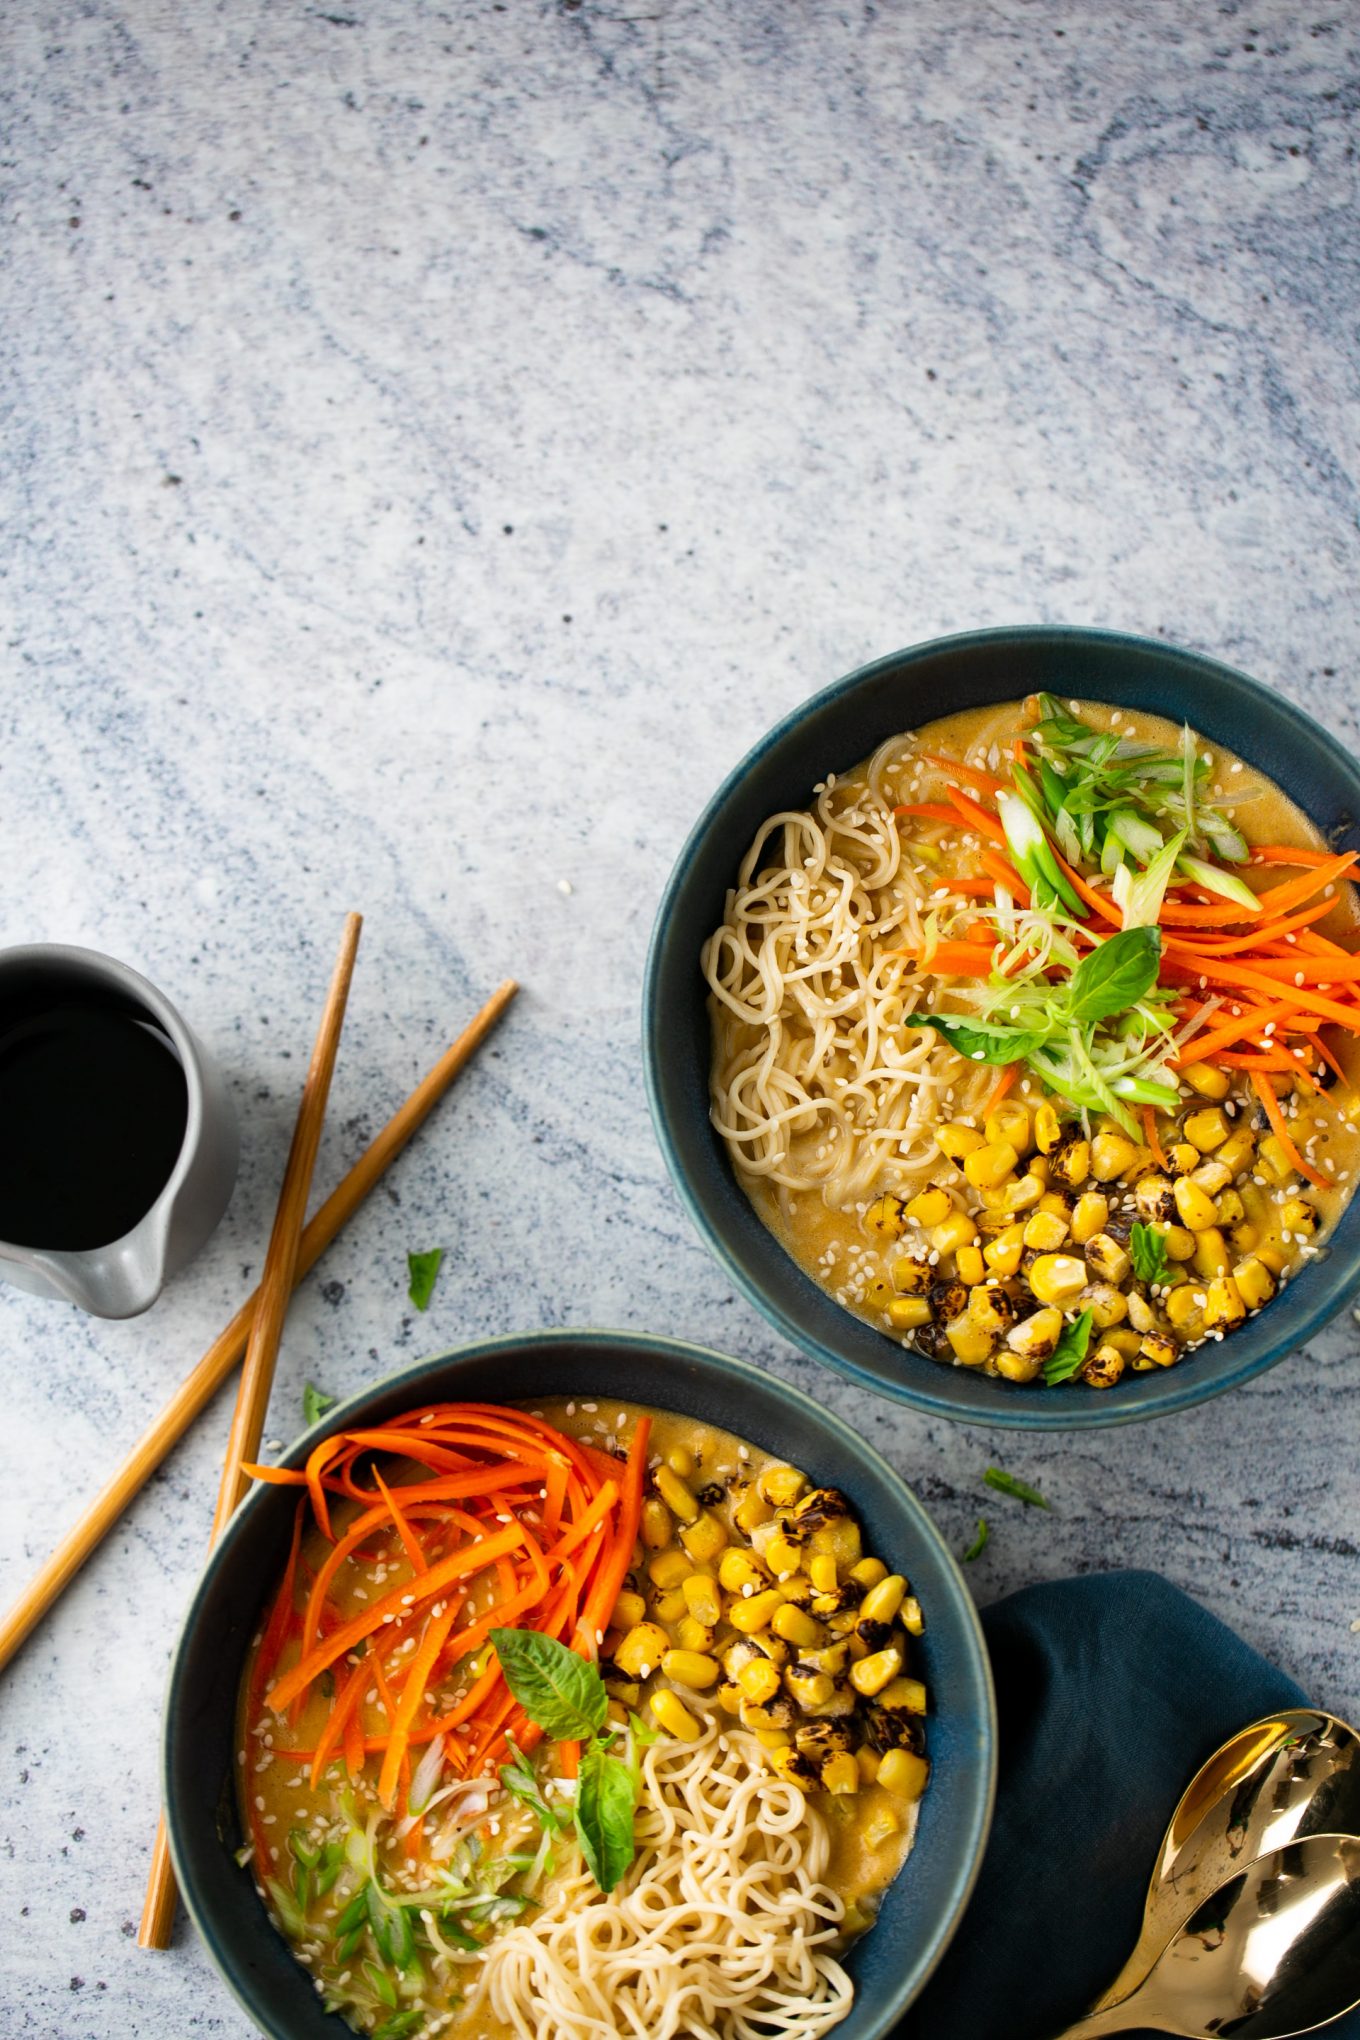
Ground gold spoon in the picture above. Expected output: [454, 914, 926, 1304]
[1092, 1709, 1360, 2014]
[1052, 1833, 1360, 2038]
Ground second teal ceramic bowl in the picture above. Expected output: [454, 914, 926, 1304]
[163, 1331, 996, 2040]
[643, 626, 1360, 1430]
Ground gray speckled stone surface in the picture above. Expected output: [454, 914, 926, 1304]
[3, 1, 1359, 2033]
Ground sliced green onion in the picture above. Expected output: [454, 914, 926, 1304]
[1176, 853, 1262, 913]
[1107, 808, 1165, 865]
[1117, 829, 1186, 929]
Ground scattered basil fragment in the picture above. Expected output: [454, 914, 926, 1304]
[574, 1742, 638, 1894]
[902, 1014, 1050, 1065]
[302, 1380, 336, 1427]
[1042, 1308, 1094, 1386]
[962, 1518, 989, 1562]
[983, 1467, 1050, 1510]
[489, 1628, 608, 1742]
[1065, 925, 1162, 1026]
[1129, 1220, 1182, 1289]
[406, 1247, 445, 1312]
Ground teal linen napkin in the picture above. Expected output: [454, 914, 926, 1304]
[905, 1570, 1359, 2039]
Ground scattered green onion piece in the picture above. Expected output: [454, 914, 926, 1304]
[1176, 853, 1262, 913]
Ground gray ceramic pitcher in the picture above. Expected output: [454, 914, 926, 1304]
[0, 944, 239, 1318]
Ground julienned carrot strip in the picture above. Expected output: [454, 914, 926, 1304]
[1157, 856, 1356, 928]
[1048, 848, 1123, 929]
[1141, 1105, 1166, 1169]
[1249, 1071, 1332, 1191]
[946, 876, 998, 898]
[904, 941, 998, 977]
[1185, 899, 1339, 955]
[978, 849, 1031, 902]
[1174, 999, 1303, 1066]
[893, 803, 958, 825]
[1304, 1031, 1349, 1087]
[310, 1655, 369, 1789]
[305, 1435, 348, 1541]
[1160, 948, 1360, 1032]
[267, 1520, 527, 1712]
[572, 1417, 651, 1660]
[1250, 845, 1343, 867]
[373, 1467, 429, 1576]
[917, 751, 1005, 797]
[942, 785, 1007, 845]
[378, 1598, 461, 1809]
[984, 1065, 1018, 1118]
[1221, 1050, 1324, 1092]
[542, 1452, 570, 1537]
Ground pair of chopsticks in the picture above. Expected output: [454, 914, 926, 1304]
[0, 910, 517, 1945]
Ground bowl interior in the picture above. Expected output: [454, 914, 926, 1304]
[165, 1331, 996, 2040]
[644, 625, 1360, 1429]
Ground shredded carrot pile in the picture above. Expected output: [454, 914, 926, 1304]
[241, 1402, 650, 1825]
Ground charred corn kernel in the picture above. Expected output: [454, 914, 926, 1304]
[1080, 1280, 1128, 1329]
[758, 1465, 808, 1508]
[1282, 1196, 1318, 1236]
[1006, 1304, 1063, 1359]
[768, 1744, 812, 1785]
[906, 1187, 951, 1227]
[1002, 1171, 1045, 1212]
[1084, 1232, 1131, 1284]
[1183, 1061, 1230, 1100]
[808, 1553, 838, 1593]
[1258, 1135, 1294, 1186]
[765, 1532, 803, 1577]
[1216, 1187, 1245, 1227]
[1037, 1190, 1070, 1217]
[1203, 1276, 1246, 1333]
[850, 1646, 905, 1696]
[676, 1615, 714, 1653]
[1231, 1219, 1259, 1254]
[1216, 1127, 1255, 1176]
[1023, 1208, 1070, 1250]
[985, 1102, 1030, 1152]
[965, 1140, 1019, 1190]
[1162, 1223, 1197, 1262]
[1028, 1253, 1088, 1306]
[856, 1745, 882, 1784]
[648, 1547, 692, 1590]
[1165, 1284, 1205, 1333]
[612, 1588, 647, 1630]
[956, 1243, 986, 1286]
[1051, 1136, 1091, 1188]
[1107, 1327, 1143, 1356]
[655, 1465, 700, 1524]
[1034, 1102, 1063, 1152]
[730, 1588, 784, 1634]
[681, 1511, 728, 1564]
[1173, 1177, 1218, 1231]
[1192, 1227, 1230, 1280]
[1255, 1242, 1288, 1275]
[666, 1445, 696, 1479]
[650, 1689, 702, 1741]
[682, 1574, 722, 1626]
[994, 1345, 1041, 1384]
[1090, 1130, 1137, 1182]
[733, 1484, 773, 1535]
[1185, 1108, 1230, 1152]
[719, 1548, 770, 1596]
[1136, 1172, 1176, 1222]
[891, 1254, 931, 1294]
[859, 1574, 907, 1625]
[784, 1668, 836, 1709]
[822, 1751, 861, 1795]
[878, 1675, 927, 1713]
[930, 1209, 977, 1257]
[1126, 1290, 1157, 1333]
[967, 1286, 1015, 1336]
[1168, 1142, 1200, 1177]
[864, 1275, 895, 1311]
[878, 1748, 930, 1801]
[983, 1222, 1026, 1276]
[945, 1315, 995, 1366]
[1082, 1342, 1126, 1388]
[662, 1648, 720, 1689]
[887, 1294, 932, 1332]
[865, 1192, 909, 1240]
[772, 1603, 823, 1648]
[615, 1621, 671, 1678]
[937, 1120, 985, 1161]
[1070, 1191, 1110, 1244]
[1234, 1255, 1277, 1310]
[901, 1595, 924, 1637]
[1141, 1332, 1179, 1368]
[1028, 1153, 1052, 1184]
[851, 1557, 888, 1589]
[754, 1726, 790, 1750]
[737, 1655, 782, 1703]
[653, 1587, 688, 1624]
[640, 1496, 674, 1549]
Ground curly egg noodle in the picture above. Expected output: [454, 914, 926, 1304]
[702, 731, 994, 1212]
[472, 1724, 853, 2040]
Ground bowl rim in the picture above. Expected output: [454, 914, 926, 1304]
[642, 622, 1360, 1431]
[163, 1326, 998, 2040]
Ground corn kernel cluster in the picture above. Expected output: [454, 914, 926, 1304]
[860, 1080, 1323, 1388]
[603, 1450, 929, 1820]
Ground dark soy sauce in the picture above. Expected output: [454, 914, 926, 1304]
[0, 996, 189, 1250]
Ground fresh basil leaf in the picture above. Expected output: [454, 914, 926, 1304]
[1065, 926, 1161, 1026]
[406, 1248, 445, 1313]
[489, 1629, 607, 1742]
[961, 1518, 989, 1562]
[1043, 1309, 1094, 1385]
[902, 1013, 1050, 1065]
[574, 1743, 637, 1893]
[982, 1467, 1050, 1510]
[498, 1735, 565, 1833]
[302, 1381, 336, 1428]
[1128, 1221, 1183, 1288]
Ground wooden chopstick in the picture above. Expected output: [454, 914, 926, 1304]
[0, 978, 517, 1679]
[139, 910, 363, 1948]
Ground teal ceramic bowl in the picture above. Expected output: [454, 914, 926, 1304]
[643, 625, 1360, 1430]
[163, 1330, 996, 2040]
